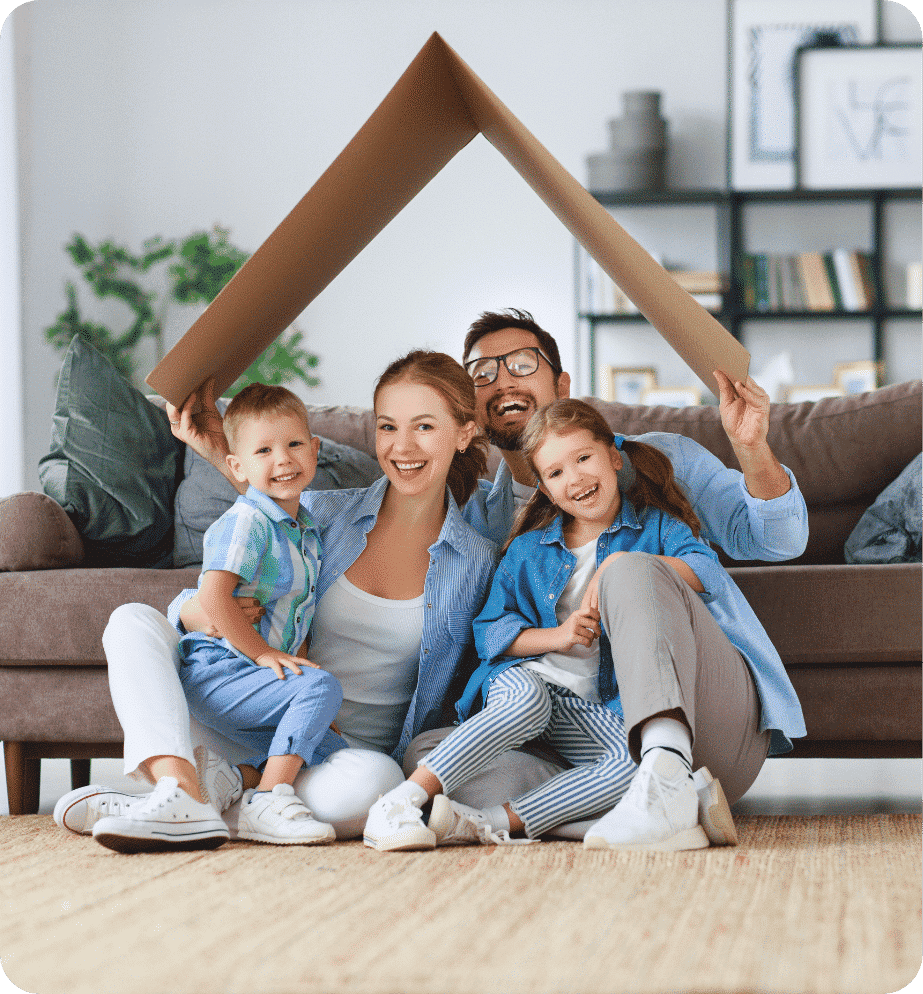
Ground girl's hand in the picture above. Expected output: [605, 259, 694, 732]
[180, 595, 264, 638]
[579, 552, 628, 614]
[254, 649, 320, 680]
[555, 607, 601, 652]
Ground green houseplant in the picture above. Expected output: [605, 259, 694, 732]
[45, 226, 320, 394]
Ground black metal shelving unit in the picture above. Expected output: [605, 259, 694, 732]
[578, 187, 922, 397]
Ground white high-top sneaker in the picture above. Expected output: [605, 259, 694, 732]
[583, 749, 709, 851]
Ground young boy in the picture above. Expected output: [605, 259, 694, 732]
[178, 383, 345, 845]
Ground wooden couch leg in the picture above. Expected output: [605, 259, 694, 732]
[4, 741, 41, 815]
[71, 758, 91, 791]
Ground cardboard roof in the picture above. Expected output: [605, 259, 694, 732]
[146, 32, 749, 406]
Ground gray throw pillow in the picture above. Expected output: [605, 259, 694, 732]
[172, 409, 382, 567]
[844, 453, 922, 564]
[38, 336, 184, 567]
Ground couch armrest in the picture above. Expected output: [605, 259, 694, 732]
[0, 492, 85, 571]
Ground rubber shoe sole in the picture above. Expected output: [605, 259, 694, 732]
[362, 826, 436, 852]
[238, 825, 335, 846]
[694, 769, 739, 847]
[583, 823, 710, 852]
[92, 817, 229, 854]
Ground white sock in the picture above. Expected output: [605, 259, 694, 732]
[640, 716, 693, 770]
[484, 804, 511, 833]
[387, 779, 429, 807]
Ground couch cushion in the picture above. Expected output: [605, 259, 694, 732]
[0, 492, 84, 571]
[38, 337, 184, 568]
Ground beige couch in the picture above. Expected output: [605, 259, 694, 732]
[2, 381, 920, 814]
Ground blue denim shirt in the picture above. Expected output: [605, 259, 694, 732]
[459, 499, 806, 756]
[169, 475, 497, 762]
[462, 431, 809, 562]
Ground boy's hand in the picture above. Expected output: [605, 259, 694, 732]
[554, 607, 601, 652]
[254, 650, 318, 680]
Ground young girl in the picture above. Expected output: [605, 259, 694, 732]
[364, 397, 732, 851]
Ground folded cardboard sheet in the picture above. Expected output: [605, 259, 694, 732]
[146, 32, 749, 407]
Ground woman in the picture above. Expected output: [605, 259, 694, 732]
[53, 351, 497, 851]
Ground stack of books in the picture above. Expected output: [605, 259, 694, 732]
[738, 251, 876, 313]
[582, 259, 727, 314]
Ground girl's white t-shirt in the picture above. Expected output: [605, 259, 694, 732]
[309, 573, 424, 754]
[522, 536, 602, 702]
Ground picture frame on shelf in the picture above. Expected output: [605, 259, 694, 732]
[727, 0, 878, 190]
[834, 359, 882, 394]
[604, 366, 657, 404]
[784, 384, 846, 403]
[795, 44, 923, 190]
[641, 385, 703, 408]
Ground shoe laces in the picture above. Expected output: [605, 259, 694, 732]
[87, 794, 137, 819]
[131, 778, 183, 815]
[449, 808, 536, 847]
[382, 796, 427, 829]
[624, 757, 689, 831]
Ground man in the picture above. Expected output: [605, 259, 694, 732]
[404, 308, 807, 850]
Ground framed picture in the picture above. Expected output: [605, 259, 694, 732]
[784, 384, 845, 402]
[796, 44, 923, 189]
[833, 359, 882, 393]
[604, 366, 657, 404]
[727, 0, 878, 190]
[641, 385, 703, 408]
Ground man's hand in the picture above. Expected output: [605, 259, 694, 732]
[254, 649, 321, 680]
[714, 369, 790, 499]
[714, 371, 770, 451]
[166, 377, 229, 470]
[554, 607, 601, 652]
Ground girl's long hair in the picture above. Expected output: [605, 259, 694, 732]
[373, 350, 489, 508]
[504, 398, 701, 551]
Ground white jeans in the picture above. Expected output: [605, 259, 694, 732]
[103, 604, 404, 838]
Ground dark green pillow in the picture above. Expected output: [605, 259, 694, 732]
[38, 336, 184, 567]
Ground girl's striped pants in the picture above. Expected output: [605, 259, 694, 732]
[421, 665, 637, 838]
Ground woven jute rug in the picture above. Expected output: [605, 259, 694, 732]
[1, 814, 920, 994]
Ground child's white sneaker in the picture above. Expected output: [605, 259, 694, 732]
[237, 785, 335, 845]
[583, 749, 709, 851]
[194, 745, 244, 813]
[691, 767, 738, 846]
[53, 785, 146, 835]
[363, 794, 435, 852]
[91, 777, 229, 853]
[428, 795, 535, 846]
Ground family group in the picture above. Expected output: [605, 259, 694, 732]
[53, 309, 806, 854]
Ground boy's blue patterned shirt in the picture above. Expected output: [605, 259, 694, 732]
[181, 485, 321, 660]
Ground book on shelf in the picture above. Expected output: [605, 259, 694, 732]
[738, 251, 876, 313]
[582, 257, 725, 314]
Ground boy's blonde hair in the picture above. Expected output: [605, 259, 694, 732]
[223, 384, 312, 451]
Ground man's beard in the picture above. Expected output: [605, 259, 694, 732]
[483, 422, 525, 452]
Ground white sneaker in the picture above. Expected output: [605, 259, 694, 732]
[237, 785, 335, 845]
[91, 777, 229, 854]
[428, 795, 535, 847]
[194, 746, 244, 813]
[583, 749, 709, 852]
[691, 767, 738, 846]
[363, 794, 435, 852]
[53, 785, 146, 835]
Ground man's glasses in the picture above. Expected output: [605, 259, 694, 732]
[464, 347, 558, 388]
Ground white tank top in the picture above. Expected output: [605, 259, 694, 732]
[309, 573, 424, 753]
[523, 537, 602, 702]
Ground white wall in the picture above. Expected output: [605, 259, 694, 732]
[0, 9, 22, 498]
[7, 0, 922, 491]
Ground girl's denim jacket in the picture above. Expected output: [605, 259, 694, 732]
[456, 499, 724, 723]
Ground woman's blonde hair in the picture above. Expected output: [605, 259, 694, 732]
[373, 350, 489, 508]
[504, 398, 701, 551]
